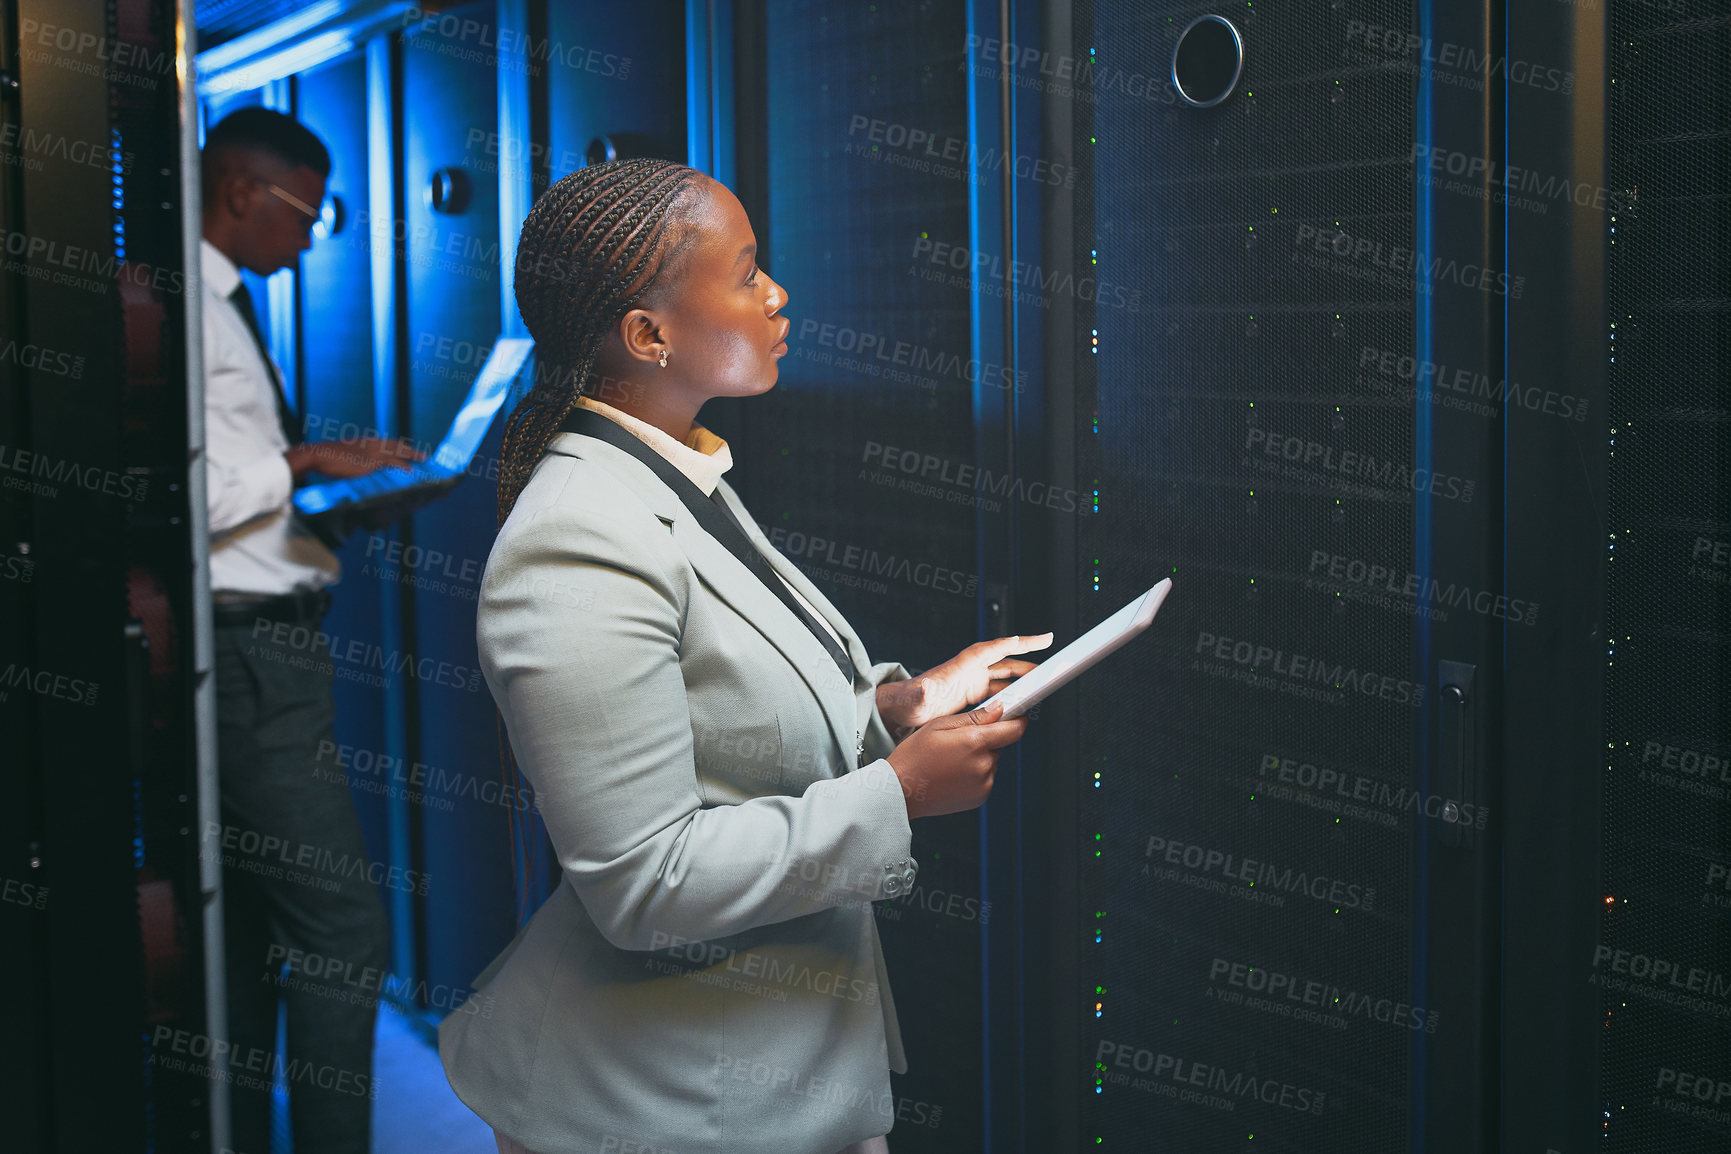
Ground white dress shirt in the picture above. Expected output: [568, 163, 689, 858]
[573, 394, 846, 652]
[201, 239, 340, 596]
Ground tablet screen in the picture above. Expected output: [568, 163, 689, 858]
[982, 578, 1172, 719]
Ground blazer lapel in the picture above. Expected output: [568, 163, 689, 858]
[713, 479, 876, 678]
[547, 432, 859, 771]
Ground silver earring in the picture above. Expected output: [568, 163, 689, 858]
[658, 347, 669, 368]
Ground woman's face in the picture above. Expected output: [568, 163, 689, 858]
[615, 177, 790, 407]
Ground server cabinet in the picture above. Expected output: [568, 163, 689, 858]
[295, 50, 397, 901]
[1063, 2, 1432, 1150]
[2, 0, 209, 1147]
[728, 2, 993, 1147]
[1584, 4, 1731, 1152]
[1032, 1, 1727, 1152]
[398, 0, 516, 1013]
[544, 0, 686, 186]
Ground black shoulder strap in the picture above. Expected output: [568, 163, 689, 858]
[558, 406, 853, 686]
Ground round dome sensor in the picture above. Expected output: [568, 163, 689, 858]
[1171, 15, 1244, 108]
[582, 133, 664, 167]
[585, 135, 619, 167]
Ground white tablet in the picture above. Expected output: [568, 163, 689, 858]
[982, 578, 1172, 719]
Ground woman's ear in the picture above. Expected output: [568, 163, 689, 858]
[615, 309, 666, 368]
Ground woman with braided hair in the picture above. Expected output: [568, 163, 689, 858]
[439, 159, 1050, 1154]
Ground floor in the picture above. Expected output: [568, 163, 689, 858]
[268, 1006, 497, 1154]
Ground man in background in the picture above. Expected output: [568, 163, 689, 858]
[201, 106, 411, 1154]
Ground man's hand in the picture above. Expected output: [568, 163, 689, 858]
[287, 437, 424, 482]
[876, 632, 1053, 737]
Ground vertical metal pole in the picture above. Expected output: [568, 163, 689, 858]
[366, 33, 415, 982]
[683, 0, 735, 187]
[180, 3, 230, 1148]
[497, 0, 530, 338]
[685, 0, 713, 175]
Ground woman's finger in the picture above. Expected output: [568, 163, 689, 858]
[986, 659, 1040, 678]
[970, 633, 1054, 661]
[994, 632, 1053, 658]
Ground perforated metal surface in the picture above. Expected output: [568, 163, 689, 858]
[746, 5, 987, 1148]
[1599, 4, 1731, 1150]
[1076, 3, 1421, 1149]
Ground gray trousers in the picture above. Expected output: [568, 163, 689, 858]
[214, 618, 391, 1154]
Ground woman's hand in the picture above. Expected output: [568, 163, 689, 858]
[887, 700, 1029, 818]
[875, 632, 1053, 737]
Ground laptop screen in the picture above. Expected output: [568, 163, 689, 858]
[293, 337, 535, 516]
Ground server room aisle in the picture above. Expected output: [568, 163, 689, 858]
[371, 1014, 494, 1154]
[265, 1011, 494, 1154]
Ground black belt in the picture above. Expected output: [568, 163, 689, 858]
[211, 588, 332, 628]
[557, 407, 855, 686]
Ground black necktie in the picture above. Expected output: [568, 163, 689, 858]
[229, 281, 303, 447]
[228, 280, 345, 550]
[706, 487, 856, 685]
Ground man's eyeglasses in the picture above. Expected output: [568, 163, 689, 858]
[262, 181, 320, 229]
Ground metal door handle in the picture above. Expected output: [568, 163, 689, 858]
[1438, 660, 1478, 849]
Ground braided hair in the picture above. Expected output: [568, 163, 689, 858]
[497, 158, 707, 526]
[496, 160, 706, 921]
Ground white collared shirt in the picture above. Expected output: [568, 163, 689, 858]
[574, 395, 845, 652]
[201, 238, 340, 596]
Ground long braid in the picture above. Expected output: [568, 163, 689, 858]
[497, 159, 705, 526]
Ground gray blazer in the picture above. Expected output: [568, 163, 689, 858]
[440, 427, 921, 1154]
